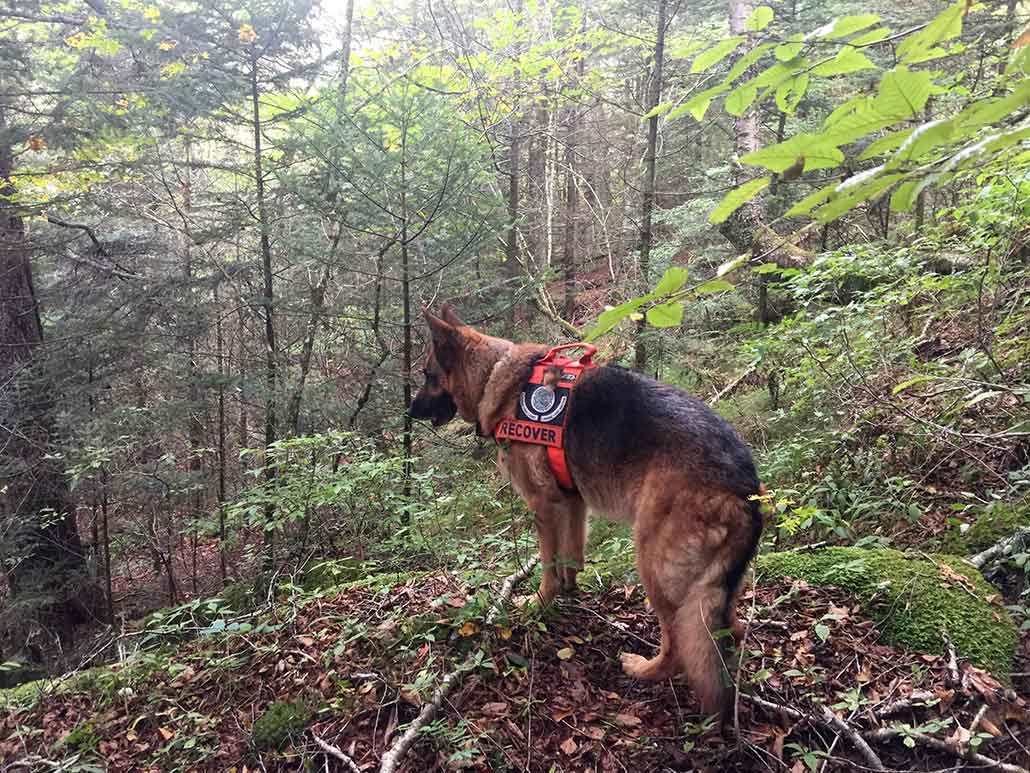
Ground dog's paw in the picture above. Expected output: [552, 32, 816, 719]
[620, 652, 649, 678]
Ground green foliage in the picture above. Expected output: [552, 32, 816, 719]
[757, 547, 1017, 677]
[250, 699, 314, 750]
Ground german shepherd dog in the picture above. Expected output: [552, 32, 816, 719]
[409, 305, 764, 721]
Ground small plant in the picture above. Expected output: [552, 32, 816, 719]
[251, 699, 314, 750]
[53, 720, 100, 754]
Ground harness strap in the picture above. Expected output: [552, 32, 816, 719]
[493, 343, 598, 491]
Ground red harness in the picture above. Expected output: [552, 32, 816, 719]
[494, 343, 598, 490]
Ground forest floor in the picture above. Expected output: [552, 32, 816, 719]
[2, 560, 1028, 772]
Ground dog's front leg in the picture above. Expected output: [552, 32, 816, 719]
[520, 507, 561, 608]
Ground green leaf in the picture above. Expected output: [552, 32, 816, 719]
[691, 36, 746, 73]
[892, 375, 937, 395]
[667, 38, 706, 60]
[723, 42, 775, 84]
[775, 73, 809, 114]
[775, 35, 805, 62]
[642, 101, 672, 120]
[814, 623, 830, 642]
[753, 262, 781, 274]
[785, 184, 836, 217]
[859, 128, 915, 160]
[746, 6, 774, 32]
[708, 176, 771, 224]
[811, 48, 877, 77]
[695, 279, 736, 294]
[670, 85, 728, 121]
[726, 83, 759, 116]
[584, 297, 649, 341]
[654, 266, 689, 296]
[897, 1, 965, 64]
[741, 134, 843, 172]
[823, 14, 881, 40]
[647, 301, 684, 328]
[885, 118, 955, 169]
[814, 169, 905, 223]
[875, 66, 932, 120]
[851, 28, 891, 46]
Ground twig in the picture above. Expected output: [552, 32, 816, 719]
[378, 557, 539, 773]
[710, 361, 759, 405]
[968, 528, 1030, 570]
[312, 732, 362, 773]
[820, 705, 885, 771]
[874, 690, 937, 718]
[863, 726, 1028, 773]
[943, 631, 960, 686]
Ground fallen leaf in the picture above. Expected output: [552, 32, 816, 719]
[498, 626, 512, 640]
[552, 708, 574, 723]
[447, 595, 466, 608]
[560, 737, 578, 755]
[615, 713, 642, 727]
[297, 636, 315, 647]
[481, 702, 509, 718]
[158, 727, 174, 741]
[458, 621, 478, 637]
[556, 647, 574, 661]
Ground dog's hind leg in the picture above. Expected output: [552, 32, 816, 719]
[558, 498, 587, 595]
[675, 582, 734, 721]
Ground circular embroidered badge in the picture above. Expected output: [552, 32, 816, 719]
[529, 386, 556, 415]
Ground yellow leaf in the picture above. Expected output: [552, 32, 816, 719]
[238, 24, 257, 44]
[556, 646, 574, 660]
[158, 39, 178, 50]
[628, 312, 644, 322]
[458, 621, 478, 637]
[498, 626, 512, 640]
[159, 726, 174, 740]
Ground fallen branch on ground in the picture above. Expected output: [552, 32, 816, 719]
[863, 725, 1028, 773]
[820, 705, 884, 771]
[709, 361, 759, 405]
[312, 732, 361, 773]
[968, 528, 1030, 570]
[378, 556, 540, 773]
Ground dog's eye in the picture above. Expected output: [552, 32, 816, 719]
[423, 369, 436, 384]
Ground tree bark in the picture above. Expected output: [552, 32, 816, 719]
[633, 0, 667, 371]
[0, 104, 95, 650]
[249, 49, 279, 568]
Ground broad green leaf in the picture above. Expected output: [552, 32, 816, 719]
[708, 176, 771, 224]
[670, 85, 728, 121]
[775, 73, 809, 114]
[875, 66, 932, 120]
[691, 37, 746, 73]
[823, 94, 868, 128]
[753, 262, 781, 274]
[695, 279, 736, 294]
[889, 179, 921, 212]
[859, 128, 915, 160]
[646, 301, 684, 328]
[746, 6, 774, 32]
[814, 169, 905, 222]
[850, 28, 891, 46]
[810, 48, 877, 77]
[814, 623, 830, 642]
[642, 101, 672, 120]
[955, 80, 1030, 132]
[654, 266, 689, 296]
[723, 42, 775, 84]
[585, 297, 649, 341]
[726, 83, 759, 116]
[716, 254, 750, 277]
[886, 118, 955, 169]
[775, 35, 804, 62]
[785, 184, 836, 217]
[897, 1, 965, 64]
[823, 14, 881, 40]
[741, 134, 843, 172]
[892, 375, 938, 395]
[667, 38, 706, 59]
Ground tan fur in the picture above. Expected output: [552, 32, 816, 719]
[416, 306, 760, 722]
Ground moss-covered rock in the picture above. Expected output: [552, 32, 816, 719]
[935, 501, 1030, 554]
[251, 699, 313, 750]
[757, 547, 1016, 679]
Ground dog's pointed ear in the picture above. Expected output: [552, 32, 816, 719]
[439, 303, 465, 328]
[423, 306, 461, 370]
[423, 306, 455, 344]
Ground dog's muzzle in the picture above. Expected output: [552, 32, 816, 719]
[409, 390, 458, 427]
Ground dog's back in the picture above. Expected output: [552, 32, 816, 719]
[565, 365, 763, 719]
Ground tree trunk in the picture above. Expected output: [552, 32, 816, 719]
[561, 102, 578, 322]
[633, 0, 667, 371]
[0, 105, 95, 650]
[249, 51, 279, 568]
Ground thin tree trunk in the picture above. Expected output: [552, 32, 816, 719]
[215, 283, 227, 585]
[561, 104, 578, 322]
[400, 91, 413, 511]
[633, 0, 667, 371]
[249, 50, 278, 568]
[504, 0, 524, 330]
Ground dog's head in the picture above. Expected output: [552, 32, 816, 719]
[408, 303, 470, 427]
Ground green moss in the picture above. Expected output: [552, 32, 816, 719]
[53, 720, 100, 753]
[757, 547, 1016, 679]
[935, 501, 1030, 554]
[251, 699, 313, 750]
